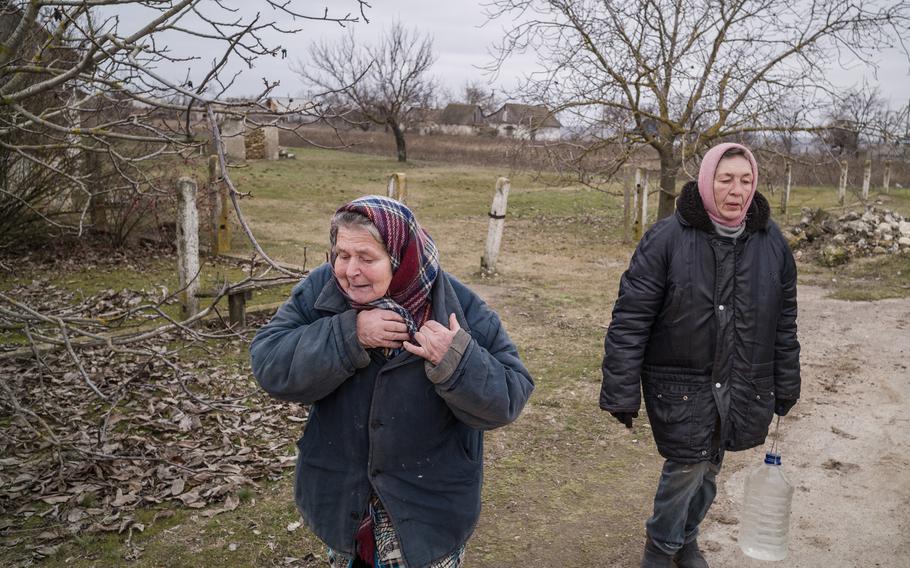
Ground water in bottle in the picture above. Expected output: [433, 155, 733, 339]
[739, 451, 794, 561]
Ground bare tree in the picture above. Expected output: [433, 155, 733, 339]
[297, 22, 437, 162]
[485, 0, 909, 219]
[1, 0, 371, 241]
[0, 0, 372, 541]
[823, 86, 910, 159]
[462, 79, 501, 115]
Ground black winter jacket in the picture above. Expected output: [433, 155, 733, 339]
[600, 182, 800, 462]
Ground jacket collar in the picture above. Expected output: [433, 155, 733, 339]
[313, 274, 349, 314]
[675, 180, 770, 234]
[429, 271, 471, 334]
[313, 267, 471, 335]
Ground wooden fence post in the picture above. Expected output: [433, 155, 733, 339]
[862, 159, 872, 200]
[622, 179, 632, 244]
[641, 170, 649, 231]
[780, 161, 792, 218]
[633, 168, 647, 241]
[387, 172, 408, 203]
[209, 155, 231, 254]
[883, 160, 892, 193]
[838, 160, 848, 206]
[84, 151, 108, 234]
[228, 291, 250, 327]
[481, 177, 510, 273]
[177, 177, 200, 319]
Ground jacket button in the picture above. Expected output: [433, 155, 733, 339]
[370, 420, 383, 429]
[657, 394, 662, 399]
[715, 383, 722, 388]
[371, 469, 382, 476]
[718, 305, 725, 311]
[702, 450, 708, 455]
[756, 394, 761, 400]
[682, 395, 689, 401]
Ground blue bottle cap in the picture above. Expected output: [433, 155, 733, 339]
[765, 452, 782, 465]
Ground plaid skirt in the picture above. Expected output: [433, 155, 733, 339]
[327, 494, 465, 568]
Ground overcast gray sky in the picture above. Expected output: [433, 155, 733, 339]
[147, 0, 910, 110]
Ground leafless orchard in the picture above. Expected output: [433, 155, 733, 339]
[0, 0, 371, 554]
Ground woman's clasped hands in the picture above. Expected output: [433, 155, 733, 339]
[355, 309, 460, 366]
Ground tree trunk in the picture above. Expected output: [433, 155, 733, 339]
[657, 151, 681, 220]
[390, 120, 407, 162]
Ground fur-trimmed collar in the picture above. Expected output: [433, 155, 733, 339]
[675, 181, 770, 234]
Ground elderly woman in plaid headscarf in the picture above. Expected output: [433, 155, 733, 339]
[252, 196, 534, 568]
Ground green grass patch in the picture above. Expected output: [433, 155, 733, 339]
[824, 254, 910, 301]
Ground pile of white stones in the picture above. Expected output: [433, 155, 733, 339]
[788, 207, 910, 264]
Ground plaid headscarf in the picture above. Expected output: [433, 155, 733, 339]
[330, 196, 439, 336]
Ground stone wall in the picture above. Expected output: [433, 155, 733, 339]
[245, 126, 278, 160]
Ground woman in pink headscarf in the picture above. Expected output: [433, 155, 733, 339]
[599, 143, 801, 567]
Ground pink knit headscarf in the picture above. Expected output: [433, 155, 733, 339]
[697, 143, 759, 228]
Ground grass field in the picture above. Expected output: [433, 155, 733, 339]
[2, 147, 909, 567]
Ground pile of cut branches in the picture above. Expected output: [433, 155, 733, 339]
[0, 312, 303, 562]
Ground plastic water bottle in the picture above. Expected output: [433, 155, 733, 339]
[739, 451, 794, 561]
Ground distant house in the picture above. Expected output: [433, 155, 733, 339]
[265, 97, 313, 122]
[437, 103, 486, 136]
[487, 103, 562, 141]
[407, 107, 443, 135]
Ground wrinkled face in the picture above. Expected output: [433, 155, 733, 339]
[713, 155, 754, 222]
[333, 226, 393, 303]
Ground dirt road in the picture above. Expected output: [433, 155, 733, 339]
[701, 286, 910, 567]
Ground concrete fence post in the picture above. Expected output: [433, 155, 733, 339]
[883, 160, 892, 194]
[838, 160, 848, 206]
[862, 159, 872, 200]
[780, 161, 792, 218]
[177, 177, 200, 319]
[387, 172, 408, 203]
[481, 177, 510, 273]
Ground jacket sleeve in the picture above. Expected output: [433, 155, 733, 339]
[773, 238, 801, 400]
[430, 293, 534, 431]
[249, 277, 370, 404]
[600, 225, 670, 413]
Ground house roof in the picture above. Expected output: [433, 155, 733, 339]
[408, 107, 442, 124]
[267, 97, 311, 113]
[439, 103, 486, 126]
[488, 103, 561, 129]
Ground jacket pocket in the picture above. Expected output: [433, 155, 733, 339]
[746, 375, 775, 431]
[729, 369, 775, 449]
[643, 381, 705, 451]
[459, 428, 483, 464]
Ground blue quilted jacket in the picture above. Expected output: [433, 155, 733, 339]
[251, 263, 534, 566]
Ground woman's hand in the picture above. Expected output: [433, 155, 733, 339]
[356, 309, 411, 349]
[403, 314, 460, 366]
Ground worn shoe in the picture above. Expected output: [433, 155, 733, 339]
[641, 538, 674, 568]
[673, 539, 709, 568]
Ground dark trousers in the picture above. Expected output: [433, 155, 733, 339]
[645, 450, 724, 554]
